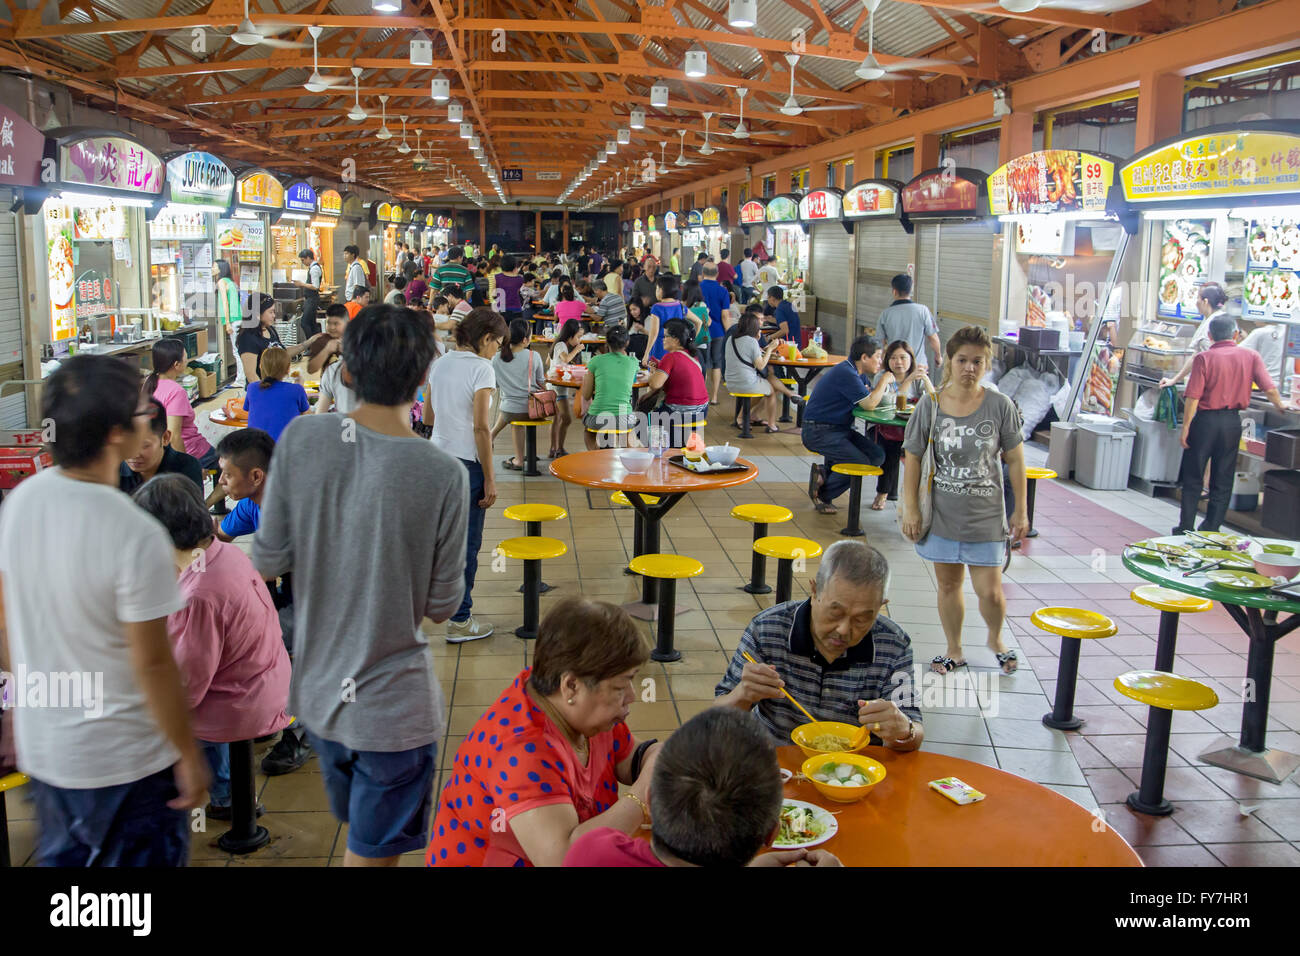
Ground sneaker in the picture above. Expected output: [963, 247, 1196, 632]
[205, 801, 265, 821]
[447, 617, 494, 643]
[261, 730, 312, 776]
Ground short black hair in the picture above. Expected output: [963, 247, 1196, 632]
[696, 251, 708, 260]
[351, 285, 370, 300]
[325, 303, 348, 320]
[132, 473, 213, 551]
[41, 355, 141, 468]
[656, 274, 680, 300]
[501, 254, 517, 271]
[344, 244, 360, 257]
[443, 283, 463, 300]
[343, 304, 439, 406]
[393, 275, 408, 291]
[650, 709, 783, 866]
[431, 295, 448, 311]
[891, 273, 913, 296]
[447, 245, 464, 260]
[850, 334, 881, 362]
[298, 249, 314, 260]
[605, 325, 629, 352]
[143, 396, 168, 438]
[767, 286, 784, 301]
[742, 247, 752, 257]
[216, 427, 274, 474]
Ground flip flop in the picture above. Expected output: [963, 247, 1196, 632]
[814, 500, 838, 515]
[501, 458, 523, 471]
[995, 650, 1019, 675]
[930, 655, 967, 675]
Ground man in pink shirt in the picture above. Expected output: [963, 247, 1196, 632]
[133, 474, 292, 820]
[1177, 315, 1287, 534]
[716, 247, 737, 286]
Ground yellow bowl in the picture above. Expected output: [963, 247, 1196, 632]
[800, 752, 887, 804]
[791, 721, 866, 758]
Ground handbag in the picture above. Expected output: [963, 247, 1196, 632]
[526, 350, 558, 420]
[898, 390, 940, 543]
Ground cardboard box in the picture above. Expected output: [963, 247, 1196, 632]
[195, 328, 209, 356]
[0, 446, 53, 489]
[197, 370, 217, 399]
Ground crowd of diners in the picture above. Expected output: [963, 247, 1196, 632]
[0, 244, 1056, 867]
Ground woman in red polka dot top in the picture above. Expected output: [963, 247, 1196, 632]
[427, 598, 659, 866]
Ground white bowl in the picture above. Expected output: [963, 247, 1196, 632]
[1253, 553, 1300, 580]
[705, 445, 740, 466]
[619, 451, 654, 474]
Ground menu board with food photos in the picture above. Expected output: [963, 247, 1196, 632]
[46, 203, 76, 342]
[1157, 219, 1212, 318]
[1244, 214, 1300, 319]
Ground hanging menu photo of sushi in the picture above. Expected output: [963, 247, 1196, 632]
[1157, 219, 1212, 319]
[1244, 215, 1300, 320]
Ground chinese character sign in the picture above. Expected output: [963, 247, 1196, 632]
[61, 137, 163, 194]
[1121, 130, 1300, 203]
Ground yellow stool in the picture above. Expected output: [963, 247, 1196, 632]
[498, 536, 568, 639]
[1114, 670, 1219, 815]
[504, 504, 568, 594]
[670, 415, 707, 447]
[830, 463, 885, 538]
[731, 392, 767, 439]
[731, 504, 794, 595]
[1022, 466, 1057, 540]
[509, 419, 552, 475]
[586, 425, 635, 449]
[1, 772, 29, 867]
[1130, 584, 1213, 672]
[1031, 607, 1117, 730]
[629, 554, 704, 662]
[753, 535, 823, 605]
[611, 491, 660, 574]
[778, 378, 798, 423]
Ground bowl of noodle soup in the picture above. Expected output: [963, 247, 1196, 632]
[791, 720, 867, 758]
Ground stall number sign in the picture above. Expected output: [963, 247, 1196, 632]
[501, 168, 523, 182]
[1122, 131, 1300, 203]
[739, 200, 766, 225]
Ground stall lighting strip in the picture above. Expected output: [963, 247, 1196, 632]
[57, 190, 156, 208]
[161, 201, 229, 214]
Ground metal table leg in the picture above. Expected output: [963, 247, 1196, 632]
[621, 492, 691, 622]
[218, 740, 270, 854]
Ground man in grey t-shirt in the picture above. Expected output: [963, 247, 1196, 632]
[254, 304, 467, 866]
[877, 273, 940, 374]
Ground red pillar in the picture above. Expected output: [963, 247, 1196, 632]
[534, 209, 541, 253]
[479, 208, 486, 253]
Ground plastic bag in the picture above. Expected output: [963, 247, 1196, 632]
[1133, 387, 1158, 421]
[1015, 378, 1053, 441]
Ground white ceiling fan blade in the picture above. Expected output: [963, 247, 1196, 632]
[799, 105, 862, 112]
[259, 36, 308, 48]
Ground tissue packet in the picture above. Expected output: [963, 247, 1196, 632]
[929, 776, 986, 805]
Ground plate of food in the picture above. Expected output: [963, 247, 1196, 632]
[1131, 540, 1192, 557]
[1245, 270, 1272, 308]
[1190, 531, 1247, 548]
[1193, 548, 1254, 570]
[1158, 275, 1182, 308]
[1270, 270, 1299, 311]
[1161, 235, 1183, 272]
[47, 232, 75, 308]
[1206, 569, 1277, 590]
[772, 800, 838, 850]
[1249, 224, 1277, 265]
[1277, 222, 1300, 269]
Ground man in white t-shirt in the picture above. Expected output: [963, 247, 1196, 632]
[0, 356, 207, 865]
[343, 244, 368, 302]
[739, 248, 759, 301]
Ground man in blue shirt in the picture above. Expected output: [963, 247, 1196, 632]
[801, 335, 886, 515]
[213, 427, 312, 776]
[699, 262, 733, 404]
[767, 287, 801, 346]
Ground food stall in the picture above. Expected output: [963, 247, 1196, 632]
[39, 128, 168, 367]
[739, 198, 770, 262]
[149, 150, 233, 387]
[765, 194, 807, 285]
[798, 188, 847, 347]
[367, 199, 404, 290]
[1117, 121, 1300, 526]
[682, 209, 704, 272]
[988, 150, 1135, 423]
[843, 179, 910, 341]
[312, 188, 341, 289]
[700, 205, 727, 262]
[646, 214, 660, 262]
[663, 211, 681, 275]
[268, 179, 320, 336]
[423, 212, 451, 251]
[0, 104, 46, 428]
[224, 167, 282, 313]
[631, 218, 645, 258]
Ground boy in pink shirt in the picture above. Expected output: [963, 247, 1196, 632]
[132, 474, 292, 820]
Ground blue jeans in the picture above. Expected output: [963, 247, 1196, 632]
[454, 458, 486, 623]
[201, 740, 230, 806]
[801, 422, 885, 504]
[30, 765, 189, 866]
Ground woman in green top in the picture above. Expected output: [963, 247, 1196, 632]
[580, 326, 640, 450]
[213, 259, 243, 385]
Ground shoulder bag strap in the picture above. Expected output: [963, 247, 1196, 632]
[730, 334, 756, 369]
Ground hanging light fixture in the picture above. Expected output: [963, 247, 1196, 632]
[371, 0, 400, 13]
[430, 72, 450, 101]
[375, 94, 392, 140]
[650, 83, 668, 108]
[409, 34, 433, 66]
[606, 139, 617, 155]
[447, 99, 463, 123]
[459, 122, 472, 139]
[468, 135, 480, 151]
[630, 108, 646, 130]
[347, 67, 367, 121]
[727, 0, 756, 28]
[684, 48, 707, 78]
[617, 126, 631, 145]
[396, 116, 410, 154]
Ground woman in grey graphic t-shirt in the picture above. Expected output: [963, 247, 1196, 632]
[901, 326, 1030, 677]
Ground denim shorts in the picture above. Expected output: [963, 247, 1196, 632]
[916, 532, 1006, 567]
[309, 732, 437, 858]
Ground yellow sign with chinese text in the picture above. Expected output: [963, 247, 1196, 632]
[1121, 131, 1300, 203]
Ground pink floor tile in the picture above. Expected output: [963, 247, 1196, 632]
[1205, 841, 1300, 866]
[1136, 844, 1223, 866]
[1171, 800, 1289, 843]
[1098, 803, 1197, 846]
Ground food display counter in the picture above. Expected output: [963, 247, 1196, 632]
[799, 188, 848, 349]
[646, 214, 661, 263]
[765, 194, 807, 285]
[663, 211, 682, 275]
[1116, 121, 1300, 529]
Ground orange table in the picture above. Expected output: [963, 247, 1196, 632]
[209, 409, 246, 428]
[766, 352, 845, 427]
[550, 448, 758, 656]
[777, 746, 1141, 866]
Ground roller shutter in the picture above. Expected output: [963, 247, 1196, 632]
[809, 222, 850, 331]
[0, 187, 26, 427]
[933, 220, 997, 339]
[854, 220, 911, 335]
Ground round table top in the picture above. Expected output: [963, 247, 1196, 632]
[532, 334, 605, 345]
[1122, 535, 1300, 614]
[546, 374, 648, 390]
[776, 746, 1141, 866]
[767, 352, 845, 368]
[209, 410, 246, 428]
[549, 447, 758, 494]
[854, 404, 911, 427]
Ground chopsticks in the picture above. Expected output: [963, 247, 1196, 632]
[741, 651, 816, 724]
[1183, 558, 1228, 577]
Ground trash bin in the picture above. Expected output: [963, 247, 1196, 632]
[1075, 421, 1136, 490]
[1125, 413, 1183, 483]
[1262, 469, 1300, 538]
[1047, 421, 1077, 480]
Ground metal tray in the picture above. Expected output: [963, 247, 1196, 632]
[665, 454, 749, 475]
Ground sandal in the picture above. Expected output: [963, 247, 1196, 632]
[995, 650, 1019, 675]
[501, 458, 523, 471]
[765, 424, 780, 433]
[807, 463, 824, 507]
[930, 655, 966, 674]
[870, 494, 887, 511]
[814, 500, 838, 515]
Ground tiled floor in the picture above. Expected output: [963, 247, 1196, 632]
[8, 382, 1300, 866]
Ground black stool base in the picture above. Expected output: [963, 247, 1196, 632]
[742, 583, 773, 595]
[838, 526, 865, 538]
[650, 648, 682, 663]
[1042, 713, 1084, 731]
[839, 476, 864, 536]
[518, 582, 555, 594]
[218, 825, 271, 854]
[515, 626, 537, 640]
[735, 397, 753, 439]
[1126, 791, 1173, 816]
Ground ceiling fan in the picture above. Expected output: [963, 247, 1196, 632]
[971, 0, 1146, 13]
[304, 26, 347, 93]
[396, 116, 411, 155]
[346, 67, 366, 122]
[733, 88, 749, 139]
[699, 112, 716, 155]
[674, 130, 702, 167]
[778, 55, 860, 115]
[376, 94, 392, 140]
[657, 141, 671, 176]
[412, 129, 429, 171]
[224, 0, 305, 48]
[854, 0, 961, 81]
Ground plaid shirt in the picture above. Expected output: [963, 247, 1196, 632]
[715, 599, 921, 744]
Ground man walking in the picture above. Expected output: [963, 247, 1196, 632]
[877, 274, 940, 374]
[1176, 315, 1287, 534]
[699, 262, 733, 404]
[343, 245, 368, 303]
[738, 248, 758, 303]
[716, 247, 737, 287]
[433, 246, 474, 292]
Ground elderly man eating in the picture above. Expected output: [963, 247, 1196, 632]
[715, 541, 924, 751]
